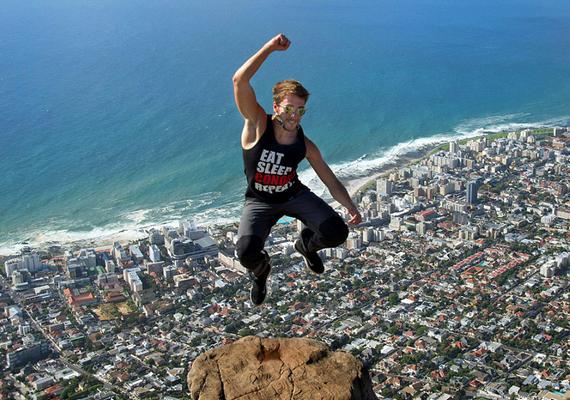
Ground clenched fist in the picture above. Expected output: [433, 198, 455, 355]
[265, 33, 291, 52]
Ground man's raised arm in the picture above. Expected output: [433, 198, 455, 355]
[232, 34, 291, 122]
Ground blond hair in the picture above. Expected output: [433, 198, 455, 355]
[272, 80, 310, 104]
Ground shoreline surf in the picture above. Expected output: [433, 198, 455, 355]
[1, 115, 566, 257]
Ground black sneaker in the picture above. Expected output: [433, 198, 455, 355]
[295, 230, 324, 274]
[249, 263, 271, 306]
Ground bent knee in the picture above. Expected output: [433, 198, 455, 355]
[319, 216, 349, 246]
[236, 235, 264, 267]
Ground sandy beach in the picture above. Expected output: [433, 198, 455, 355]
[345, 144, 440, 196]
[2, 143, 442, 257]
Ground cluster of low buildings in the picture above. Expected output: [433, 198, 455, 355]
[0, 127, 569, 399]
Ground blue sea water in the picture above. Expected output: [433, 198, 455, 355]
[1, 0, 570, 253]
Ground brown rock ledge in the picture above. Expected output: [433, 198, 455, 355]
[187, 336, 377, 400]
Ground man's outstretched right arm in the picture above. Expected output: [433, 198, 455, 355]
[232, 34, 291, 125]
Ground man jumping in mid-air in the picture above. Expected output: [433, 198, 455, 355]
[233, 34, 362, 306]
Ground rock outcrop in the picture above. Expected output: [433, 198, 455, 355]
[187, 336, 377, 400]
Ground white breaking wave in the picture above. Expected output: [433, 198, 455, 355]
[0, 224, 148, 256]
[1, 113, 568, 256]
[454, 112, 531, 133]
[456, 113, 570, 135]
[300, 127, 477, 197]
[300, 113, 570, 198]
[0, 193, 243, 256]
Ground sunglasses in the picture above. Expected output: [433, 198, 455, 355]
[280, 104, 307, 117]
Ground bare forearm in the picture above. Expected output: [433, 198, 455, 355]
[330, 181, 361, 225]
[232, 35, 290, 120]
[232, 44, 272, 84]
[329, 180, 358, 212]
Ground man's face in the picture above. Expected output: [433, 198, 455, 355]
[273, 94, 306, 132]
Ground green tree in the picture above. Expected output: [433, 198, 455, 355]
[238, 327, 253, 336]
[388, 292, 399, 306]
[224, 320, 244, 334]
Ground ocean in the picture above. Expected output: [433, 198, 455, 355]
[1, 0, 570, 254]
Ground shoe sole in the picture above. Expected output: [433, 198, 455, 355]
[249, 266, 271, 306]
[295, 240, 324, 274]
[250, 288, 266, 306]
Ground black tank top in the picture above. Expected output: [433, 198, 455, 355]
[243, 115, 307, 203]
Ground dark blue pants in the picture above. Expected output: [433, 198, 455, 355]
[236, 190, 348, 276]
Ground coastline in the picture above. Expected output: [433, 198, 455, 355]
[345, 145, 438, 197]
[1, 125, 555, 257]
[0, 141, 455, 257]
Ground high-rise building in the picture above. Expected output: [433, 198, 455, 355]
[96, 272, 119, 288]
[4, 259, 21, 278]
[376, 178, 393, 197]
[466, 181, 478, 205]
[149, 229, 165, 245]
[458, 226, 479, 241]
[105, 260, 116, 273]
[439, 182, 455, 195]
[449, 140, 459, 154]
[4, 249, 41, 277]
[149, 245, 161, 262]
[442, 199, 468, 213]
[21, 248, 41, 273]
[18, 324, 31, 336]
[163, 265, 177, 282]
[362, 228, 375, 244]
[416, 222, 427, 236]
[65, 257, 86, 279]
[469, 139, 486, 152]
[7, 342, 52, 371]
[180, 219, 205, 240]
[553, 127, 567, 136]
[77, 249, 97, 268]
[540, 263, 555, 278]
[409, 177, 422, 189]
[124, 268, 143, 293]
[389, 216, 402, 231]
[375, 229, 385, 241]
[425, 186, 437, 200]
[447, 157, 459, 169]
[112, 242, 130, 264]
[129, 245, 144, 262]
[64, 249, 96, 278]
[12, 270, 25, 286]
[556, 253, 569, 269]
[452, 212, 469, 225]
[346, 233, 362, 250]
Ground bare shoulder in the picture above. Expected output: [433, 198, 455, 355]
[305, 136, 336, 179]
[304, 136, 322, 160]
[241, 106, 268, 150]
